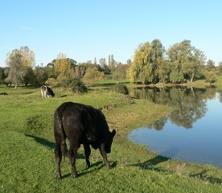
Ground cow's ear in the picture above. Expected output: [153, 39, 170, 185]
[111, 129, 116, 137]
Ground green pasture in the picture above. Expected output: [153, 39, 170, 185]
[0, 86, 222, 193]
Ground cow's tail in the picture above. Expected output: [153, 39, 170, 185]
[54, 111, 68, 159]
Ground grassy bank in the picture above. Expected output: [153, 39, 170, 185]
[216, 75, 222, 88]
[0, 86, 222, 193]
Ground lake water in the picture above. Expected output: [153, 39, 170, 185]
[128, 87, 222, 167]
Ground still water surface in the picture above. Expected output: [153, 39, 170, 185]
[129, 87, 222, 167]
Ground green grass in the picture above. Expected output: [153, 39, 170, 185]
[0, 86, 222, 193]
[216, 75, 222, 88]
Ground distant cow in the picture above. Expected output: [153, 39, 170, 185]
[54, 102, 116, 178]
[40, 85, 55, 98]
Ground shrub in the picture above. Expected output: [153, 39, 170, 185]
[60, 78, 88, 93]
[114, 84, 129, 95]
[82, 66, 105, 83]
[45, 78, 59, 87]
[203, 70, 217, 84]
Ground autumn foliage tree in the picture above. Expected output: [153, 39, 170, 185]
[5, 46, 35, 87]
[53, 53, 77, 82]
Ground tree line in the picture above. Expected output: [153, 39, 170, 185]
[0, 47, 129, 90]
[0, 40, 222, 89]
[129, 39, 222, 84]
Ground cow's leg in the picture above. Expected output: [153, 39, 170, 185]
[99, 145, 111, 169]
[83, 143, 91, 168]
[54, 143, 62, 179]
[68, 146, 78, 178]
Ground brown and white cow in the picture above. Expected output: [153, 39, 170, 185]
[40, 85, 55, 98]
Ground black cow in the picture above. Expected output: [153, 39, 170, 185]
[54, 102, 116, 178]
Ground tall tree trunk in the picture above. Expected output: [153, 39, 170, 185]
[190, 73, 194, 82]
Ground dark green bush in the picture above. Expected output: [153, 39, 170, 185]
[60, 78, 88, 93]
[70, 79, 88, 93]
[114, 84, 129, 95]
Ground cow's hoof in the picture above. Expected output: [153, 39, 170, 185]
[105, 163, 111, 169]
[55, 173, 62, 179]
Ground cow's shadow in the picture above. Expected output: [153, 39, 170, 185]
[129, 155, 170, 173]
[131, 155, 170, 168]
[62, 160, 117, 179]
[25, 134, 85, 159]
[25, 134, 55, 149]
[189, 169, 222, 184]
[25, 134, 117, 177]
[131, 155, 222, 185]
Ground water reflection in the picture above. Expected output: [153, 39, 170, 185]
[129, 86, 222, 167]
[132, 87, 216, 129]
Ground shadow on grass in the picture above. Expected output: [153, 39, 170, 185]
[25, 134, 55, 149]
[25, 134, 118, 178]
[62, 160, 117, 179]
[90, 82, 118, 87]
[190, 169, 222, 185]
[129, 155, 171, 175]
[25, 134, 84, 159]
[59, 95, 67, 98]
[130, 155, 170, 169]
[131, 155, 222, 185]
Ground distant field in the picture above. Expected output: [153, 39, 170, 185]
[0, 85, 222, 193]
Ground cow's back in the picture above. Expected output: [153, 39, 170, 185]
[54, 102, 109, 146]
[55, 102, 83, 139]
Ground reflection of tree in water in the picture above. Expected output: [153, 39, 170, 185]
[146, 117, 167, 130]
[217, 89, 222, 103]
[133, 86, 216, 130]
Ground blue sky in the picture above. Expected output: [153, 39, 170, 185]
[0, 0, 222, 66]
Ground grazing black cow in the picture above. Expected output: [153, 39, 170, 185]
[54, 102, 116, 178]
[40, 85, 55, 98]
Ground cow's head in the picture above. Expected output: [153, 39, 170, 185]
[104, 129, 116, 153]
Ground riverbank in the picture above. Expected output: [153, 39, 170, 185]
[132, 80, 215, 89]
[0, 86, 222, 192]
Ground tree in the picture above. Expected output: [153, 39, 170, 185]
[167, 40, 205, 83]
[5, 46, 35, 87]
[129, 39, 164, 84]
[216, 62, 222, 75]
[126, 59, 132, 65]
[19, 46, 35, 67]
[149, 39, 165, 83]
[52, 53, 77, 82]
[82, 65, 105, 83]
[108, 54, 116, 71]
[129, 42, 150, 83]
[202, 61, 217, 84]
[203, 70, 217, 84]
[94, 58, 97, 65]
[99, 58, 106, 67]
[33, 66, 49, 86]
[158, 60, 171, 83]
[112, 64, 129, 80]
[206, 59, 216, 70]
[0, 67, 7, 84]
